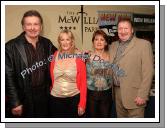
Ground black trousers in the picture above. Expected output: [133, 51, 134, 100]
[49, 94, 80, 118]
[86, 89, 112, 118]
[30, 87, 49, 118]
[6, 87, 49, 118]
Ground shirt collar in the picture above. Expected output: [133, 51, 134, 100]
[119, 35, 134, 46]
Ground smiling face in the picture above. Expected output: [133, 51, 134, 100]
[22, 16, 42, 39]
[118, 20, 134, 42]
[93, 34, 107, 51]
[58, 32, 74, 53]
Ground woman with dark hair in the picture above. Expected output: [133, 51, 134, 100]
[86, 29, 113, 118]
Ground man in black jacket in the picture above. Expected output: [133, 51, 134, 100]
[5, 10, 57, 117]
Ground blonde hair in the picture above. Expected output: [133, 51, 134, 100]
[57, 29, 76, 54]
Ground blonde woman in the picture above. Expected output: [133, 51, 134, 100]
[86, 30, 113, 117]
[49, 30, 87, 117]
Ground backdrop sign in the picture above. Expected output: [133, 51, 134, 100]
[98, 11, 133, 37]
[98, 11, 133, 26]
[133, 14, 155, 26]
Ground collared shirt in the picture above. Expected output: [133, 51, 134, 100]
[113, 35, 133, 86]
[114, 35, 133, 63]
[24, 36, 47, 88]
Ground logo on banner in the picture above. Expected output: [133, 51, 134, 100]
[58, 5, 98, 44]
[98, 11, 133, 37]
